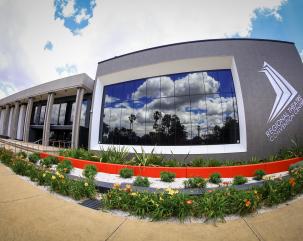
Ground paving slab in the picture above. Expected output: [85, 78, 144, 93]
[107, 218, 259, 241]
[244, 200, 303, 241]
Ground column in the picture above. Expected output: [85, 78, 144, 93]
[0, 108, 3, 135]
[10, 101, 20, 140]
[42, 93, 54, 146]
[71, 87, 84, 148]
[23, 98, 33, 142]
[17, 104, 27, 140]
[2, 105, 10, 136]
[7, 106, 14, 138]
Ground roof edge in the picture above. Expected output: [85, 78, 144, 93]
[98, 38, 294, 65]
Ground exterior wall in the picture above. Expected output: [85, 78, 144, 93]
[91, 39, 303, 161]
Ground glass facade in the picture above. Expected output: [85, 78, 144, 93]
[50, 103, 67, 125]
[101, 69, 240, 146]
[70, 100, 88, 127]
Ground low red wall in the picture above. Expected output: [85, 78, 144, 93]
[39, 152, 302, 178]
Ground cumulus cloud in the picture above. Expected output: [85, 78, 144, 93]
[62, 0, 75, 18]
[0, 0, 287, 98]
[75, 9, 91, 24]
[56, 64, 78, 76]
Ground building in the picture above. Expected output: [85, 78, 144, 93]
[0, 74, 94, 148]
[1, 39, 303, 160]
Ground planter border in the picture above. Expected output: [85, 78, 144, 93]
[39, 152, 302, 178]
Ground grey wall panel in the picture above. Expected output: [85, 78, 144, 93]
[95, 39, 303, 161]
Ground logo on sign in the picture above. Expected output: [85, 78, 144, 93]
[260, 62, 303, 141]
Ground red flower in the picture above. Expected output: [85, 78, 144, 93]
[289, 177, 296, 187]
[186, 200, 193, 205]
[244, 199, 251, 207]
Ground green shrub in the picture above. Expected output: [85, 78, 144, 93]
[233, 175, 248, 185]
[253, 169, 266, 180]
[119, 168, 134, 178]
[28, 152, 40, 163]
[0, 148, 14, 165]
[289, 161, 303, 171]
[59, 148, 95, 161]
[209, 173, 221, 184]
[133, 176, 150, 187]
[100, 146, 129, 164]
[17, 151, 27, 159]
[69, 179, 96, 200]
[162, 159, 180, 167]
[160, 171, 176, 182]
[83, 165, 98, 179]
[183, 177, 206, 188]
[40, 156, 59, 168]
[57, 160, 73, 174]
[11, 158, 29, 176]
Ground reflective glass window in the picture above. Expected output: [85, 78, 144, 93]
[173, 73, 189, 97]
[39, 106, 46, 125]
[189, 72, 205, 95]
[33, 106, 39, 124]
[146, 77, 160, 98]
[51, 104, 60, 125]
[59, 103, 67, 125]
[80, 101, 87, 127]
[70, 102, 75, 123]
[100, 69, 240, 146]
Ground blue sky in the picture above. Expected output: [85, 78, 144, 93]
[0, 0, 302, 99]
[251, 0, 303, 52]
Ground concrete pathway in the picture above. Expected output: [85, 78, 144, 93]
[0, 163, 302, 241]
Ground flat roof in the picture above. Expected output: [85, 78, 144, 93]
[0, 73, 94, 106]
[98, 38, 294, 65]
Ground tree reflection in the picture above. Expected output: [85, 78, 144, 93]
[103, 112, 239, 146]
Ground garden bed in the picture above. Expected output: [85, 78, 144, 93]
[2, 147, 303, 222]
[40, 152, 302, 178]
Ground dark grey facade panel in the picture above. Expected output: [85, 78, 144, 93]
[96, 39, 303, 161]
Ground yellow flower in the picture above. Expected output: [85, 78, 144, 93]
[254, 190, 258, 195]
[43, 173, 46, 177]
[263, 175, 272, 181]
[113, 183, 120, 189]
[56, 171, 60, 175]
[130, 192, 138, 197]
[125, 184, 132, 193]
[51, 175, 56, 180]
[84, 182, 89, 187]
[165, 188, 179, 196]
[159, 197, 164, 201]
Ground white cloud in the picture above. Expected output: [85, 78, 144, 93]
[0, 0, 287, 98]
[75, 8, 90, 24]
[56, 64, 77, 76]
[62, 0, 75, 18]
[0, 81, 16, 99]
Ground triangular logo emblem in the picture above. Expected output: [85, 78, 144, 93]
[260, 62, 297, 123]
